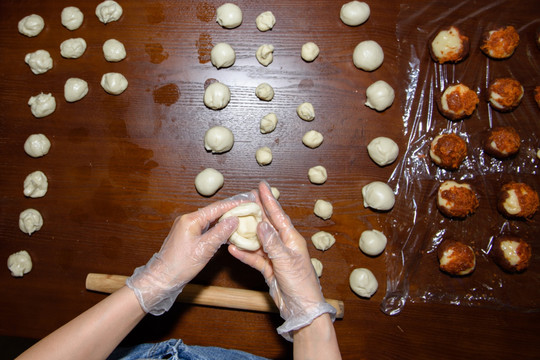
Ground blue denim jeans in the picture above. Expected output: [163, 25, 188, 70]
[108, 339, 270, 360]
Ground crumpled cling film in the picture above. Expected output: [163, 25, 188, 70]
[381, 0, 540, 316]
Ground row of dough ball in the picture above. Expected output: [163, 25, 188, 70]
[18, 0, 123, 37]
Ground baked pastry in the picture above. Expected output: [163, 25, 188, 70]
[480, 25, 519, 59]
[429, 133, 467, 170]
[484, 126, 520, 159]
[491, 235, 532, 273]
[437, 240, 476, 276]
[437, 180, 479, 218]
[487, 78, 524, 112]
[534, 86, 540, 109]
[429, 26, 469, 64]
[437, 83, 479, 120]
[497, 182, 539, 219]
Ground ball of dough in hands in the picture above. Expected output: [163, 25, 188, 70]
[255, 83, 274, 101]
[101, 72, 128, 95]
[216, 3, 243, 29]
[365, 80, 395, 111]
[204, 126, 234, 153]
[349, 268, 378, 298]
[362, 181, 395, 211]
[314, 199, 333, 220]
[367, 137, 399, 166]
[340, 1, 370, 26]
[311, 231, 336, 251]
[194, 168, 224, 197]
[297, 102, 315, 121]
[359, 229, 387, 256]
[103, 39, 126, 62]
[260, 113, 278, 134]
[24, 134, 51, 158]
[220, 202, 263, 251]
[7, 250, 33, 277]
[64, 78, 88, 102]
[18, 14, 44, 37]
[28, 93, 56, 118]
[255, 146, 273, 165]
[301, 42, 320, 62]
[96, 0, 123, 24]
[204, 81, 231, 110]
[19, 208, 43, 235]
[211, 43, 236, 69]
[353, 40, 384, 71]
[256, 11, 275, 31]
[60, 38, 87, 59]
[311, 258, 323, 277]
[23, 171, 48, 198]
[25, 50, 53, 75]
[61, 6, 84, 30]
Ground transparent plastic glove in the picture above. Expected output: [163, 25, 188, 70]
[127, 192, 254, 315]
[229, 182, 336, 341]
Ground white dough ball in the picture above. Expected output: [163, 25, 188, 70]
[260, 113, 278, 134]
[362, 181, 395, 211]
[28, 93, 56, 118]
[23, 170, 48, 198]
[204, 82, 231, 110]
[101, 72, 128, 95]
[308, 165, 328, 185]
[64, 78, 88, 102]
[311, 258, 323, 277]
[24, 134, 51, 158]
[255, 147, 273, 166]
[96, 0, 123, 24]
[359, 230, 387, 256]
[256, 44, 274, 66]
[195, 168, 224, 197]
[314, 199, 333, 220]
[103, 39, 126, 62]
[18, 14, 44, 37]
[220, 202, 263, 251]
[301, 42, 320, 62]
[19, 208, 43, 235]
[256, 11, 275, 32]
[24, 50, 53, 75]
[353, 40, 384, 71]
[365, 80, 395, 111]
[255, 83, 274, 101]
[216, 3, 243, 29]
[349, 268, 378, 298]
[60, 38, 87, 59]
[61, 6, 84, 30]
[302, 130, 324, 149]
[7, 250, 33, 277]
[367, 137, 399, 166]
[211, 43, 236, 69]
[311, 231, 336, 251]
[297, 102, 315, 121]
[204, 126, 234, 153]
[340, 1, 370, 26]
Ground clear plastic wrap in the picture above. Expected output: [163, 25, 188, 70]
[381, 0, 540, 315]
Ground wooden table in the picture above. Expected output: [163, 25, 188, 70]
[1, 1, 539, 358]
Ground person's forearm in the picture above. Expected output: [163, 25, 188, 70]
[293, 313, 341, 360]
[17, 286, 146, 360]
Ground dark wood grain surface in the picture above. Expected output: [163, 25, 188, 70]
[1, 1, 539, 359]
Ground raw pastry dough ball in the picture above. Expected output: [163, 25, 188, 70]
[60, 38, 87, 59]
[19, 208, 43, 235]
[367, 137, 399, 166]
[211, 43, 236, 69]
[314, 199, 333, 220]
[362, 181, 395, 211]
[23, 170, 48, 198]
[61, 6, 84, 30]
[256, 44, 274, 66]
[353, 40, 384, 71]
[101, 72, 128, 95]
[216, 3, 243, 29]
[365, 80, 394, 111]
[302, 130, 324, 149]
[96, 0, 123, 24]
[301, 42, 320, 62]
[255, 83, 274, 101]
[204, 126, 234, 153]
[359, 230, 387, 256]
[308, 165, 327, 185]
[24, 50, 53, 75]
[256, 11, 275, 32]
[311, 231, 336, 251]
[18, 14, 44, 37]
[340, 1, 370, 26]
[204, 81, 231, 110]
[28, 93, 56, 118]
[7, 250, 33, 277]
[64, 78, 88, 102]
[220, 202, 262, 251]
[271, 186, 280, 199]
[24, 134, 51, 158]
[311, 258, 323, 277]
[260, 113, 278, 134]
[103, 39, 126, 62]
[297, 102, 315, 121]
[349, 268, 378, 298]
[255, 147, 273, 166]
[194, 168, 224, 197]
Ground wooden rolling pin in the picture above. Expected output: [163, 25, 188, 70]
[86, 273, 344, 319]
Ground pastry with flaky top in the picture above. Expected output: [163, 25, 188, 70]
[484, 126, 521, 159]
[487, 78, 524, 112]
[437, 83, 479, 120]
[438, 239, 476, 276]
[429, 26, 469, 64]
[437, 180, 479, 219]
[497, 182, 539, 219]
[480, 25, 519, 59]
[491, 235, 532, 273]
[429, 133, 467, 170]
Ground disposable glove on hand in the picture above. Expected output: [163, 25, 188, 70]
[127, 192, 254, 315]
[229, 182, 336, 341]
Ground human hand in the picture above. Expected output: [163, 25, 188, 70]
[228, 182, 336, 341]
[127, 191, 255, 315]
